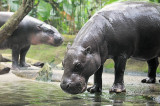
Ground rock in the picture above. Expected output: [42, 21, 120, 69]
[32, 62, 44, 68]
[56, 63, 63, 70]
[36, 63, 53, 82]
[155, 96, 160, 103]
[12, 66, 40, 79]
[0, 67, 10, 75]
[0, 63, 10, 75]
[51, 70, 63, 82]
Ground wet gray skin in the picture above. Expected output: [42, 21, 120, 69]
[0, 12, 63, 70]
[61, 1, 160, 94]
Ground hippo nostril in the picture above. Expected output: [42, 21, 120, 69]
[55, 36, 63, 45]
[66, 83, 71, 89]
[59, 37, 63, 43]
[60, 82, 71, 90]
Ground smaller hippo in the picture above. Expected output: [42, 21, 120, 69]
[0, 12, 63, 70]
[61, 2, 160, 94]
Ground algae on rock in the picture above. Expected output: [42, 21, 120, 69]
[36, 63, 53, 82]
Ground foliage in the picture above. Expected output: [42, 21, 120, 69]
[37, 0, 52, 21]
[0, 0, 159, 34]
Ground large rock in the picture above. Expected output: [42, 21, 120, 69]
[35, 63, 53, 81]
[12, 66, 40, 79]
[0, 61, 40, 79]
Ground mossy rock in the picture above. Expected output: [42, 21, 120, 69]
[36, 63, 53, 82]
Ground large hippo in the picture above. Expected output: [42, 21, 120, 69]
[60, 1, 160, 94]
[0, 12, 63, 70]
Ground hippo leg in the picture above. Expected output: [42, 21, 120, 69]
[109, 56, 127, 93]
[87, 65, 103, 93]
[20, 45, 31, 67]
[141, 57, 159, 83]
[12, 48, 20, 70]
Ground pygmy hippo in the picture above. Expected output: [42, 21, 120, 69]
[0, 12, 63, 70]
[60, 1, 160, 94]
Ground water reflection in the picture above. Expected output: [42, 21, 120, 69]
[0, 80, 159, 106]
[110, 93, 126, 105]
[93, 92, 102, 102]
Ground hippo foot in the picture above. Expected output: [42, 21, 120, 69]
[87, 85, 102, 93]
[11, 65, 20, 71]
[20, 63, 31, 67]
[109, 83, 126, 93]
[141, 78, 156, 83]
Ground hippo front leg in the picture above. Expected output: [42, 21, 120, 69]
[20, 45, 31, 67]
[141, 57, 159, 83]
[109, 56, 127, 93]
[12, 48, 20, 70]
[87, 65, 103, 93]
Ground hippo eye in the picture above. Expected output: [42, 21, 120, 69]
[75, 62, 82, 71]
[48, 30, 54, 34]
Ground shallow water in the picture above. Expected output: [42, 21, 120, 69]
[0, 79, 160, 106]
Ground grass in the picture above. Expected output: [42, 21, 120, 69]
[0, 45, 66, 64]
[104, 58, 160, 74]
[27, 44, 66, 64]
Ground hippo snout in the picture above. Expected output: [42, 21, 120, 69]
[55, 36, 63, 46]
[52, 35, 63, 46]
[60, 81, 86, 94]
[60, 76, 87, 94]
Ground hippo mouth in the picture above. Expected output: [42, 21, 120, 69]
[48, 36, 63, 47]
[60, 82, 87, 94]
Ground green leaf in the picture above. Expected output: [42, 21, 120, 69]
[63, 0, 72, 15]
[55, 0, 63, 3]
[34, 0, 39, 4]
[8, 0, 20, 11]
[37, 0, 52, 21]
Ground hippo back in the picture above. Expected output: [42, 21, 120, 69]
[72, 2, 160, 62]
[0, 12, 44, 49]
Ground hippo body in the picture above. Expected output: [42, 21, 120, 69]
[0, 12, 63, 70]
[61, 2, 160, 94]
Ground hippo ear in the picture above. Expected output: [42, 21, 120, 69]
[84, 46, 91, 54]
[67, 42, 71, 50]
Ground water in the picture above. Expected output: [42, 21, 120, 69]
[0, 79, 159, 106]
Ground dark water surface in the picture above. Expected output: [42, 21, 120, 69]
[0, 79, 160, 106]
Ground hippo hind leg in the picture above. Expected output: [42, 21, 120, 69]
[87, 65, 103, 93]
[141, 57, 159, 83]
[20, 45, 31, 67]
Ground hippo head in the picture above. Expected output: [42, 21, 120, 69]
[31, 24, 63, 46]
[60, 45, 101, 94]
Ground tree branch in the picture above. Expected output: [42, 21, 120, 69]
[0, 0, 34, 43]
